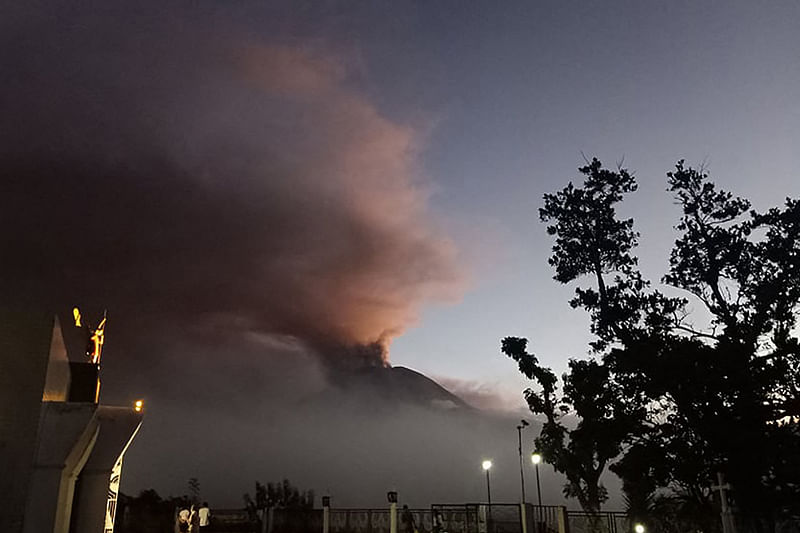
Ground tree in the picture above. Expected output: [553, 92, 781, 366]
[188, 477, 201, 505]
[116, 489, 192, 533]
[244, 478, 315, 518]
[502, 337, 641, 515]
[534, 159, 671, 513]
[660, 163, 800, 524]
[510, 158, 800, 530]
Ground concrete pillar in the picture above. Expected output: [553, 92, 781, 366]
[71, 407, 141, 533]
[556, 506, 568, 533]
[322, 496, 331, 533]
[390, 503, 397, 533]
[73, 467, 116, 532]
[23, 403, 98, 533]
[0, 310, 55, 533]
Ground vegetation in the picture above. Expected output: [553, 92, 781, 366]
[244, 479, 315, 519]
[115, 489, 191, 533]
[188, 477, 201, 505]
[505, 158, 800, 532]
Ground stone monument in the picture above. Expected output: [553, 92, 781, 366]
[0, 307, 143, 533]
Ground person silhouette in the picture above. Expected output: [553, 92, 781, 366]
[401, 505, 417, 533]
[177, 509, 189, 533]
[199, 502, 211, 530]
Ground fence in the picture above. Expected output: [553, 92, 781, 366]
[731, 517, 800, 533]
[267, 508, 434, 533]
[204, 508, 260, 532]
[430, 503, 548, 533]
[564, 511, 629, 533]
[207, 505, 573, 533]
[129, 505, 800, 533]
[328, 509, 432, 533]
[426, 504, 567, 533]
[526, 505, 563, 533]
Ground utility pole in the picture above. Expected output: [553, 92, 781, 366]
[482, 460, 493, 533]
[531, 453, 544, 533]
[517, 420, 529, 504]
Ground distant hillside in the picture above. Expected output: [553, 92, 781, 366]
[323, 364, 473, 411]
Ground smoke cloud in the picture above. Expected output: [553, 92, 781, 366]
[0, 3, 579, 509]
[434, 377, 530, 413]
[0, 3, 463, 368]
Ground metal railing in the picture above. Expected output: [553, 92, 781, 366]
[564, 511, 629, 533]
[207, 504, 575, 533]
[525, 504, 563, 533]
[327, 508, 433, 533]
[430, 503, 566, 533]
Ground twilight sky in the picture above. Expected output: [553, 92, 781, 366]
[3, 0, 800, 505]
[345, 0, 800, 404]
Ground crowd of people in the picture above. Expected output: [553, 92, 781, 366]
[175, 502, 211, 532]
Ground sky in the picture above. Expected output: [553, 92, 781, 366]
[3, 0, 800, 507]
[337, 0, 800, 403]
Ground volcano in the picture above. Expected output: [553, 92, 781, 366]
[327, 365, 472, 411]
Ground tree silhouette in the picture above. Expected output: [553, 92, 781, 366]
[507, 158, 800, 530]
[503, 159, 653, 517]
[244, 478, 315, 517]
[657, 163, 800, 524]
[502, 337, 639, 515]
[187, 477, 200, 505]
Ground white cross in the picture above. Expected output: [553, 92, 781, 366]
[711, 472, 736, 533]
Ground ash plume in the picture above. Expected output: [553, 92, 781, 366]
[0, 3, 464, 368]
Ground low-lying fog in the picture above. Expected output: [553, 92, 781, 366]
[112, 336, 617, 509]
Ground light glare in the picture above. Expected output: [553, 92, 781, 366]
[634, 524, 645, 533]
[531, 453, 542, 465]
[482, 460, 492, 471]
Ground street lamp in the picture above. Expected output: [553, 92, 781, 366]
[482, 460, 493, 533]
[634, 524, 645, 533]
[482, 460, 493, 505]
[516, 420, 529, 504]
[531, 453, 543, 533]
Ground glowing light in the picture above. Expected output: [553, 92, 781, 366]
[134, 400, 144, 412]
[73, 307, 82, 327]
[90, 316, 106, 364]
[531, 453, 542, 465]
[634, 524, 645, 533]
[482, 460, 492, 471]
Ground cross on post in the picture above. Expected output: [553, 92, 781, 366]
[711, 472, 737, 533]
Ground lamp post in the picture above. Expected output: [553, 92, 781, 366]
[482, 460, 493, 533]
[388, 491, 398, 533]
[531, 453, 543, 533]
[322, 496, 331, 533]
[531, 453, 543, 508]
[516, 420, 529, 504]
[482, 460, 493, 504]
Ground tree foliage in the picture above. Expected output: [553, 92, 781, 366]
[244, 478, 315, 515]
[502, 338, 639, 513]
[115, 489, 192, 533]
[505, 158, 800, 530]
[187, 477, 201, 504]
